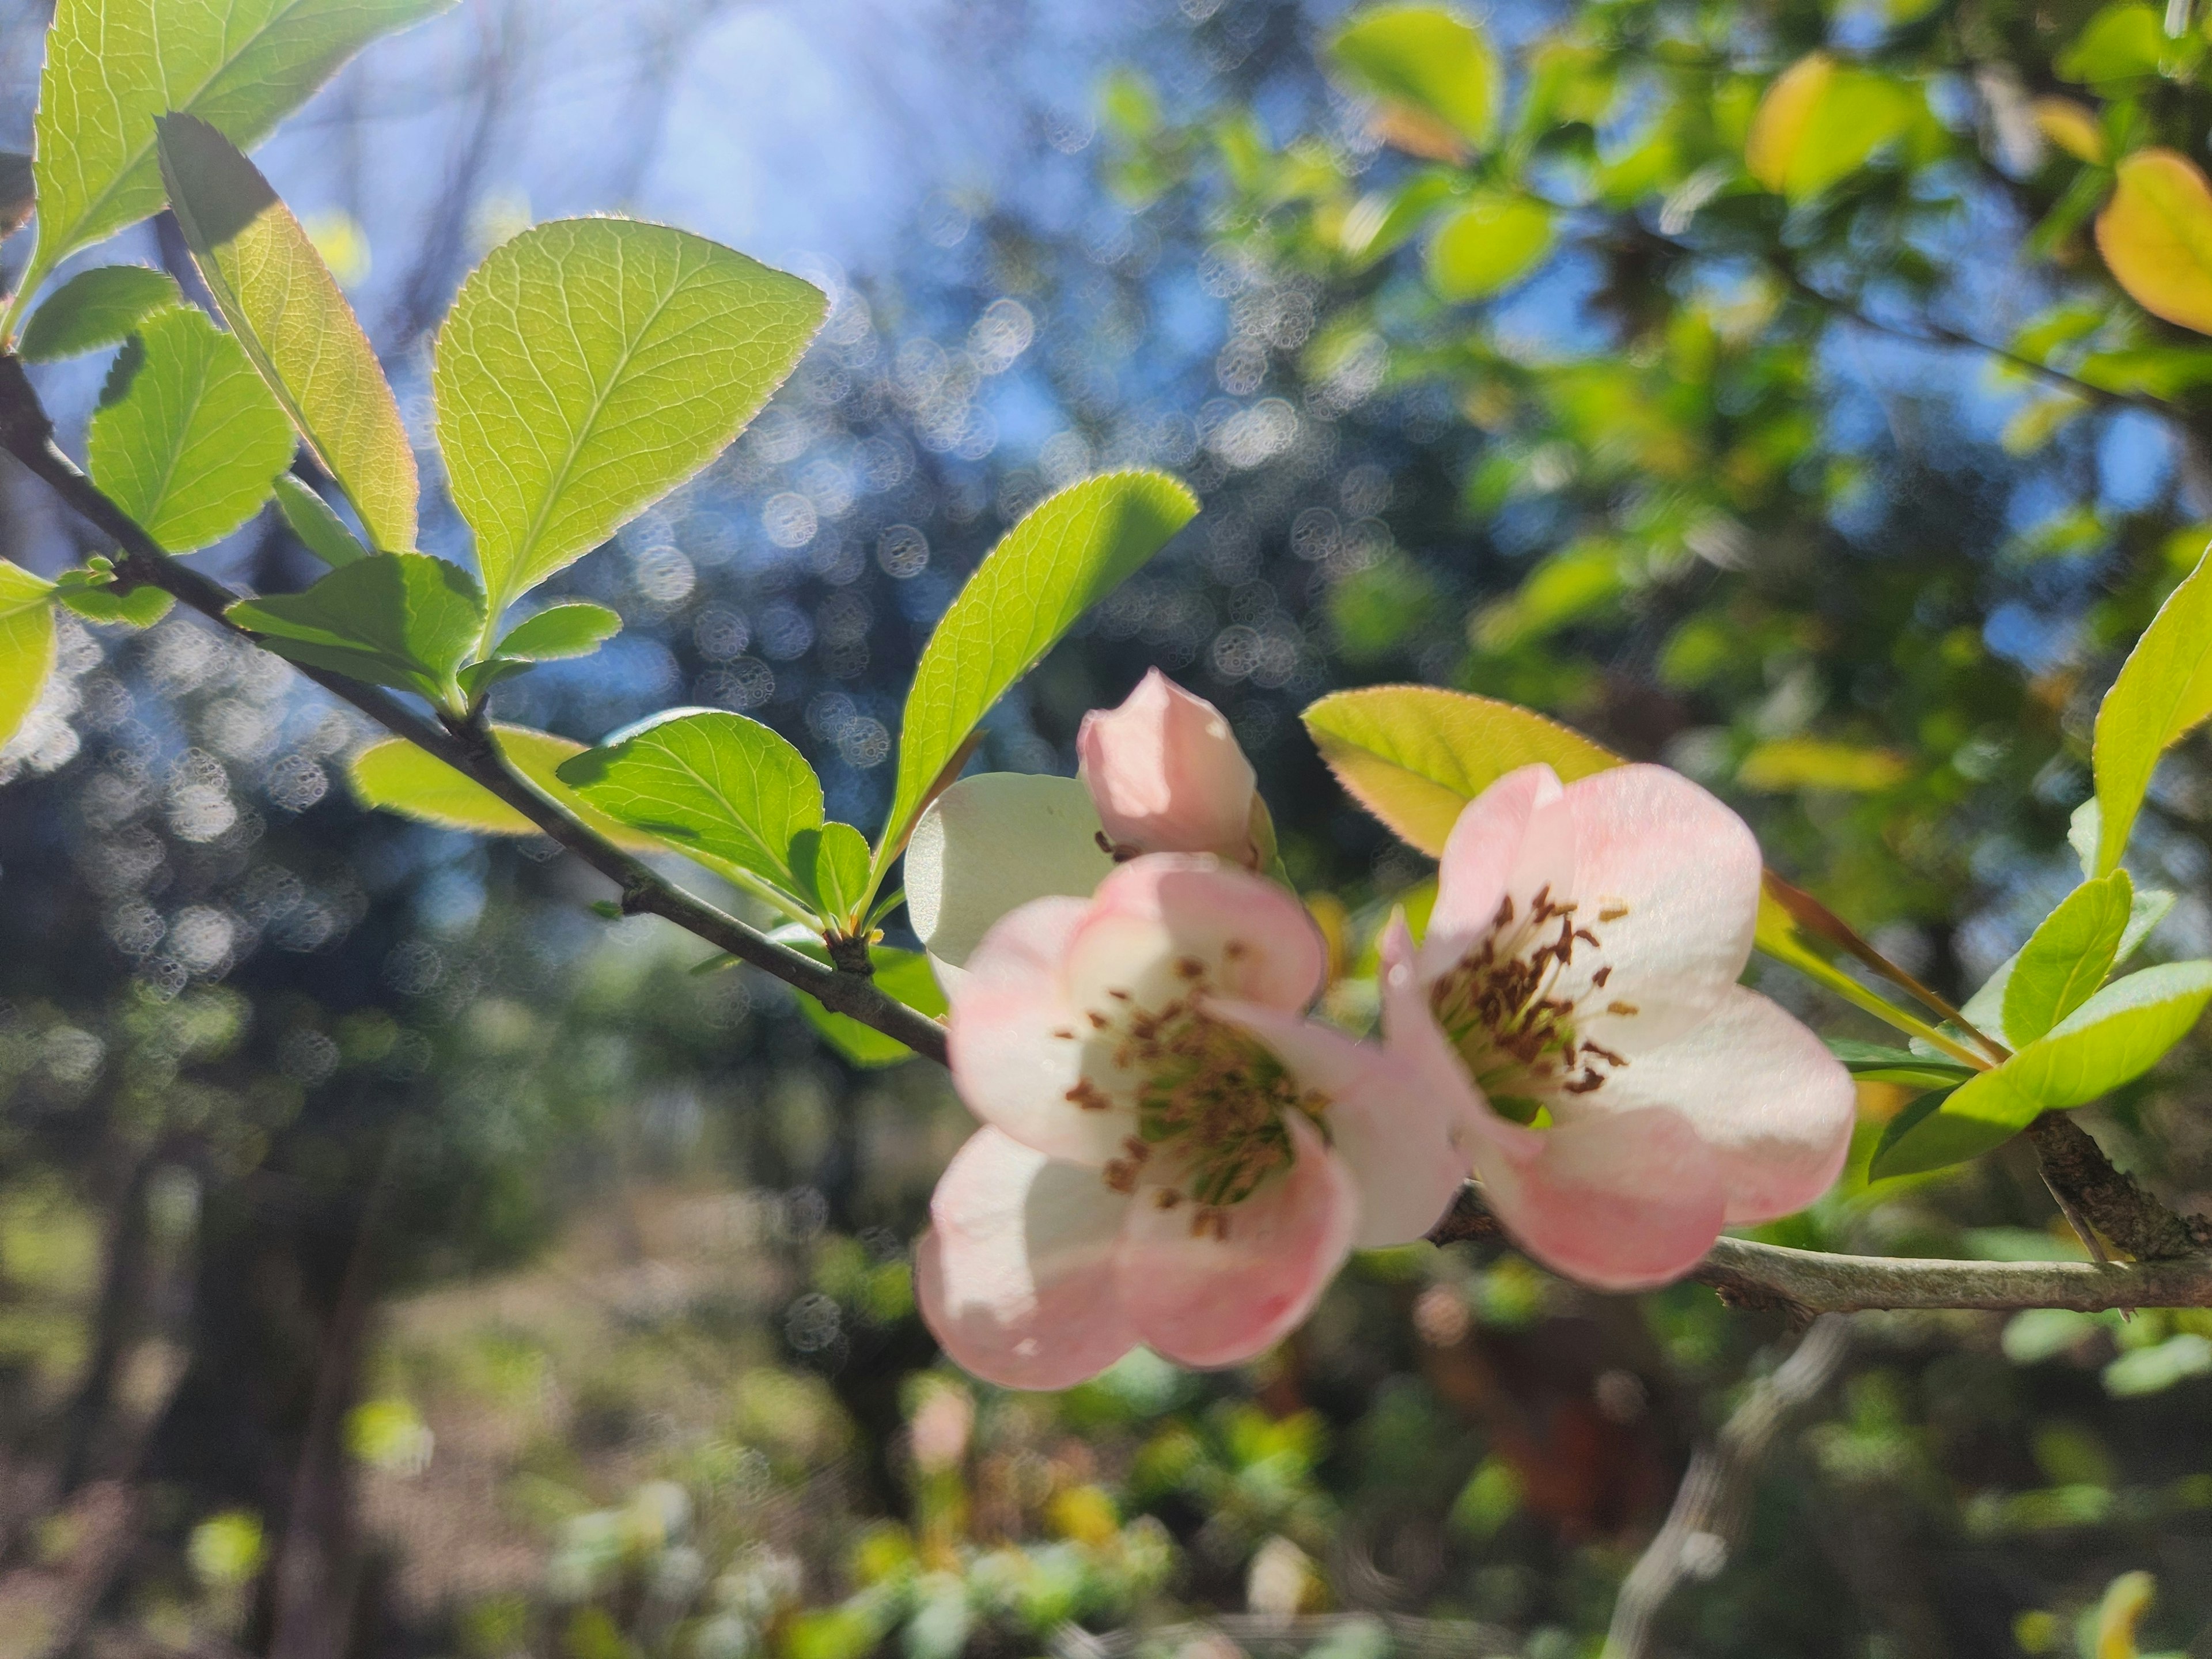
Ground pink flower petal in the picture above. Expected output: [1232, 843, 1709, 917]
[1114, 1114, 1358, 1368]
[1381, 915, 1543, 1171]
[1476, 1107, 1728, 1291]
[1078, 669, 1259, 861]
[1064, 857, 1325, 1017]
[1422, 766, 1575, 981]
[1566, 986, 1856, 1224]
[916, 1128, 1139, 1390]
[948, 896, 1138, 1165]
[1552, 765, 1762, 1047]
[1207, 993, 1468, 1249]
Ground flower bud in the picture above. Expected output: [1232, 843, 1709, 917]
[1077, 669, 1259, 863]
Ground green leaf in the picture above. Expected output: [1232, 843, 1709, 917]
[54, 567, 174, 626]
[2093, 544, 2212, 874]
[1745, 54, 1918, 202]
[9, 0, 454, 334]
[488, 603, 622, 663]
[2056, 1, 2165, 84]
[1825, 1039, 1976, 1090]
[796, 946, 949, 1069]
[2003, 872, 2134, 1047]
[87, 305, 294, 552]
[433, 218, 825, 624]
[1300, 684, 1617, 855]
[1873, 962, 2212, 1177]
[16, 265, 181, 362]
[0, 560, 58, 752]
[1329, 5, 1500, 155]
[880, 469, 1197, 880]
[271, 474, 369, 567]
[2120, 887, 2176, 962]
[226, 552, 482, 706]
[158, 114, 416, 552]
[791, 822, 872, 925]
[554, 709, 824, 898]
[1426, 195, 1554, 300]
[1755, 881, 1993, 1066]
[347, 723, 663, 850]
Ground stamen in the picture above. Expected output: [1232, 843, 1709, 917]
[1607, 1001, 1639, 1017]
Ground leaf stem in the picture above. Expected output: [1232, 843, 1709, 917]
[0, 352, 947, 1066]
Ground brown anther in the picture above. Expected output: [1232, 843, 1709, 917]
[1123, 1136, 1152, 1162]
[1563, 1069, 1606, 1093]
[1052, 1027, 1076, 1040]
[1175, 955, 1206, 980]
[1607, 1001, 1639, 1017]
[1153, 1188, 1183, 1210]
[1583, 1041, 1629, 1067]
[1574, 927, 1600, 947]
[1108, 988, 1132, 1001]
[1065, 1078, 1113, 1112]
[1493, 896, 1514, 927]
[1224, 940, 1248, 960]
[1591, 965, 1612, 988]
[1598, 901, 1630, 922]
[1086, 1010, 1111, 1029]
[1104, 1160, 1138, 1194]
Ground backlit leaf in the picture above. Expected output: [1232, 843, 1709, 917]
[158, 114, 416, 551]
[434, 217, 825, 624]
[791, 821, 872, 926]
[2096, 150, 2212, 338]
[16, 265, 180, 362]
[271, 474, 369, 567]
[2002, 871, 2134, 1047]
[2092, 543, 2212, 872]
[349, 724, 661, 851]
[1330, 5, 1500, 155]
[1426, 195, 1554, 300]
[227, 552, 482, 706]
[0, 560, 57, 753]
[459, 602, 623, 699]
[880, 469, 1197, 881]
[11, 0, 454, 334]
[1746, 53, 1917, 202]
[555, 708, 824, 900]
[2031, 96, 2108, 164]
[2056, 1, 2165, 84]
[796, 946, 948, 1069]
[1300, 684, 1616, 855]
[1737, 737, 1910, 794]
[86, 305, 293, 552]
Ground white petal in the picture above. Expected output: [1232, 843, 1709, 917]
[907, 774, 1116, 971]
[1565, 986, 1857, 1224]
[1552, 764, 1762, 1047]
[917, 1129, 1138, 1390]
[1062, 857, 1325, 1017]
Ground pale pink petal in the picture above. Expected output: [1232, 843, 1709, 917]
[1063, 857, 1325, 1017]
[1113, 1115, 1358, 1368]
[1078, 669, 1259, 862]
[1552, 765, 1762, 1047]
[948, 896, 1137, 1164]
[1476, 1107, 1728, 1291]
[1569, 986, 1856, 1224]
[1207, 994, 1467, 1249]
[917, 1129, 1139, 1389]
[1421, 766, 1575, 981]
[1381, 914, 1543, 1171]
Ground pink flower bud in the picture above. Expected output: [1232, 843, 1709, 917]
[1077, 669, 1259, 863]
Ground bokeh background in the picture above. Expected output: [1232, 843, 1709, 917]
[4, 0, 2212, 1654]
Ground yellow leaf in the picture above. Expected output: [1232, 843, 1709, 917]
[2097, 149, 2212, 336]
[1738, 737, 1911, 793]
[348, 724, 662, 851]
[2031, 96, 2107, 164]
[1746, 53, 1834, 192]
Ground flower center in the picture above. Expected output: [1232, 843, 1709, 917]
[1056, 952, 1327, 1233]
[1429, 885, 1635, 1119]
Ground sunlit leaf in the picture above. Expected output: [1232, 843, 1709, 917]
[227, 552, 482, 706]
[555, 708, 824, 901]
[1745, 52, 1917, 202]
[1872, 961, 2212, 1177]
[1737, 737, 1911, 794]
[459, 602, 623, 699]
[10, 0, 454, 334]
[86, 305, 293, 552]
[2002, 871, 2134, 1047]
[434, 217, 825, 625]
[271, 474, 369, 567]
[2031, 96, 2108, 164]
[791, 821, 872, 926]
[2096, 149, 2212, 338]
[1426, 195, 1554, 300]
[1826, 1039, 1976, 1090]
[158, 114, 416, 551]
[16, 265, 180, 362]
[349, 724, 662, 850]
[879, 469, 1197, 881]
[2056, 1, 2165, 84]
[796, 947, 949, 1068]
[54, 567, 174, 627]
[2091, 543, 2212, 872]
[0, 560, 57, 753]
[1300, 684, 1615, 855]
[1329, 4, 1500, 156]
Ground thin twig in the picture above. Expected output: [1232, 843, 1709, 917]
[1603, 1316, 1853, 1659]
[0, 355, 946, 1065]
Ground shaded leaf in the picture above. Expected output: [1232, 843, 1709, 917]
[54, 567, 173, 626]
[2092, 543, 2212, 872]
[555, 708, 823, 898]
[0, 152, 30, 241]
[1825, 1039, 1976, 1090]
[2096, 149, 2212, 338]
[13, 0, 454, 329]
[459, 603, 623, 698]
[880, 469, 1196, 880]
[434, 217, 825, 624]
[1330, 5, 1499, 156]
[227, 552, 482, 705]
[86, 305, 293, 552]
[16, 265, 180, 362]
[0, 560, 57, 753]
[158, 114, 416, 551]
[271, 473, 369, 566]
[348, 724, 661, 850]
[1426, 195, 1554, 300]
[796, 946, 948, 1069]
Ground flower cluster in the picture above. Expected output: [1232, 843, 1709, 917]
[906, 671, 1853, 1389]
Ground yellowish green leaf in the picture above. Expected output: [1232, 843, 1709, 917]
[2092, 543, 2212, 872]
[347, 724, 663, 851]
[2096, 149, 2212, 338]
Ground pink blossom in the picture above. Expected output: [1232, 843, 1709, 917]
[918, 856, 1465, 1388]
[1077, 669, 1261, 865]
[1393, 763, 1857, 1291]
